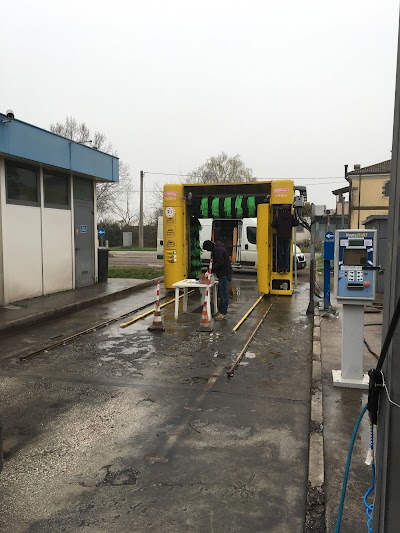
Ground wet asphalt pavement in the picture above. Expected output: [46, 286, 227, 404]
[0, 273, 312, 532]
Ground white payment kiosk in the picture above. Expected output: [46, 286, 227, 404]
[332, 229, 377, 388]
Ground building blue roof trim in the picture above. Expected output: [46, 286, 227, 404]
[0, 114, 119, 182]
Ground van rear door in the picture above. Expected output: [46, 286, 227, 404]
[212, 219, 241, 265]
[157, 216, 164, 259]
[240, 218, 257, 267]
[200, 219, 242, 266]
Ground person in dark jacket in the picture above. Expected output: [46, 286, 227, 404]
[202, 240, 232, 320]
[272, 205, 299, 273]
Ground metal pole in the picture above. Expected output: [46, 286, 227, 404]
[323, 256, 330, 310]
[139, 170, 144, 248]
[294, 225, 298, 287]
[373, 9, 400, 531]
[341, 194, 345, 229]
[358, 171, 361, 229]
[306, 218, 315, 315]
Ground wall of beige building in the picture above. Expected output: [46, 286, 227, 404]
[335, 201, 349, 215]
[350, 174, 389, 228]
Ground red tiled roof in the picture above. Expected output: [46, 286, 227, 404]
[347, 160, 391, 175]
[332, 186, 350, 195]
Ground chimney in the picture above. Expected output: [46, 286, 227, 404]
[344, 164, 348, 177]
[354, 164, 361, 171]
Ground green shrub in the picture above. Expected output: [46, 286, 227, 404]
[108, 266, 163, 279]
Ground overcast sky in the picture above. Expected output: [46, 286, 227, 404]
[1, 0, 399, 211]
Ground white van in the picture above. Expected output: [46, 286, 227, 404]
[199, 218, 258, 268]
[157, 217, 306, 270]
[157, 215, 164, 259]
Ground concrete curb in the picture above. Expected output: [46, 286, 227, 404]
[0, 277, 163, 335]
[305, 305, 326, 531]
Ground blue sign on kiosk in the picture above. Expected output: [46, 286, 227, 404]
[98, 228, 106, 237]
[323, 232, 335, 311]
[324, 232, 335, 260]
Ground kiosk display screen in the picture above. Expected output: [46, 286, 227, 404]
[348, 238, 364, 247]
[343, 248, 367, 266]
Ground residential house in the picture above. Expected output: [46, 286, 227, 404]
[331, 185, 350, 228]
[345, 160, 390, 229]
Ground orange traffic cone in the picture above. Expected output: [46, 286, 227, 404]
[197, 283, 213, 332]
[148, 281, 165, 332]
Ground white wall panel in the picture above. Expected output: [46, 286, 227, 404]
[42, 209, 73, 293]
[0, 159, 5, 305]
[3, 205, 42, 302]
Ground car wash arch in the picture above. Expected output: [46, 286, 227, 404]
[162, 180, 299, 295]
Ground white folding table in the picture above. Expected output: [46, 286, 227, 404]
[172, 279, 219, 320]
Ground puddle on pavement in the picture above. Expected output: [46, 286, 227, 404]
[78, 466, 140, 487]
[94, 332, 159, 373]
[100, 356, 116, 363]
[182, 376, 209, 385]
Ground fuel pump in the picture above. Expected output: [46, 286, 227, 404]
[332, 229, 377, 388]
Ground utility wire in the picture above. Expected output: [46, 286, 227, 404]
[144, 171, 347, 182]
[143, 172, 201, 177]
[381, 371, 400, 409]
[300, 181, 348, 186]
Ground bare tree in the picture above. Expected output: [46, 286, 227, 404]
[186, 152, 253, 183]
[50, 117, 137, 222]
[146, 152, 254, 223]
[51, 117, 93, 146]
[105, 162, 138, 225]
[146, 181, 164, 226]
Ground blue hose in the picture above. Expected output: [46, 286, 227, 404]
[335, 403, 368, 533]
[363, 424, 375, 532]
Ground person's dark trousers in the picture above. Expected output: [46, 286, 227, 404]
[218, 275, 231, 315]
[277, 238, 291, 272]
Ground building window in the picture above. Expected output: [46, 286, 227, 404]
[73, 177, 93, 201]
[6, 161, 39, 206]
[44, 170, 70, 208]
[247, 226, 257, 245]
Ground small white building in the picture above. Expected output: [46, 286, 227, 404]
[0, 112, 119, 306]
